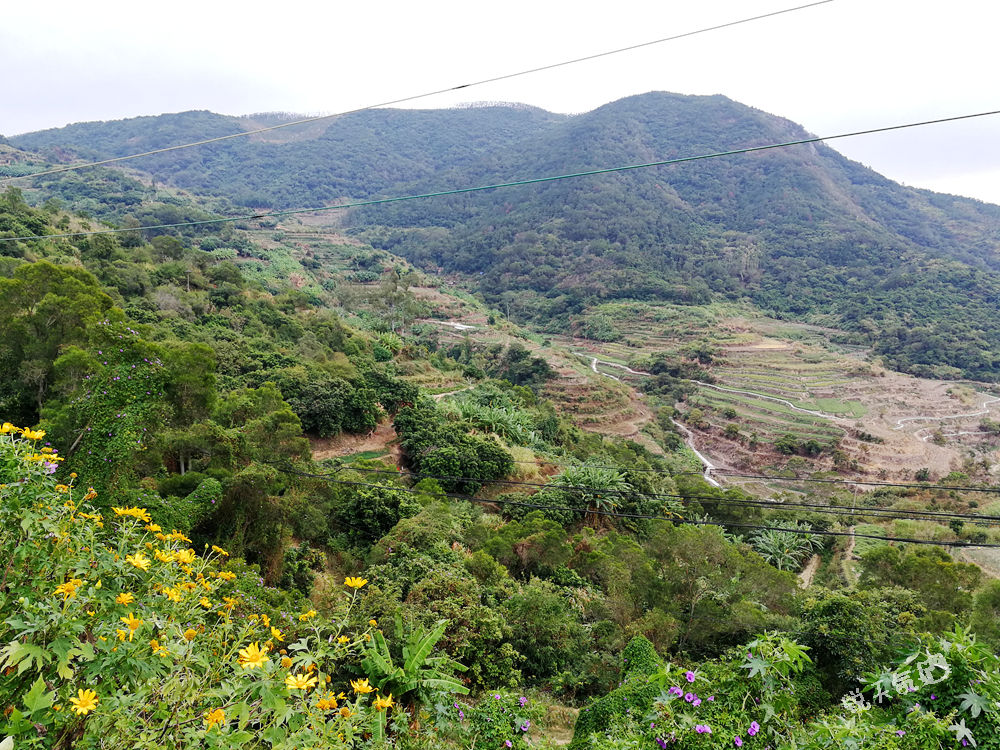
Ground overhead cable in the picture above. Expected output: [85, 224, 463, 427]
[275, 467, 1000, 548]
[3, 106, 999, 245]
[1, 0, 834, 183]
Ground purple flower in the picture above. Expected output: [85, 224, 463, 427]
[521, 721, 530, 731]
[669, 686, 683, 696]
[748, 722, 760, 736]
[505, 742, 512, 748]
[519, 696, 528, 707]
[896, 730, 905, 736]
[695, 724, 712, 734]
[494, 694, 501, 700]
[685, 671, 696, 683]
[735, 737, 743, 748]
[656, 740, 667, 749]
[684, 693, 695, 702]
[693, 698, 702, 707]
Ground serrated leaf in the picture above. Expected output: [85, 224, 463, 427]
[959, 691, 990, 719]
[22, 676, 53, 716]
[236, 701, 250, 730]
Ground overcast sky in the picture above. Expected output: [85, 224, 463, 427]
[3, 0, 999, 204]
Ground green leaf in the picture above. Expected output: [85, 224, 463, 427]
[959, 691, 990, 719]
[235, 702, 250, 730]
[22, 676, 53, 717]
[228, 731, 254, 746]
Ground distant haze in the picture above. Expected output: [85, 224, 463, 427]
[3, 0, 999, 204]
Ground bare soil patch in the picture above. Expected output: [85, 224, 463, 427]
[310, 419, 401, 466]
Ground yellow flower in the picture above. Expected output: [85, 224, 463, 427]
[125, 552, 150, 571]
[0, 422, 16, 434]
[222, 596, 238, 610]
[373, 693, 394, 712]
[150, 639, 169, 657]
[111, 506, 152, 523]
[82, 487, 98, 501]
[70, 472, 77, 478]
[260, 614, 270, 628]
[54, 484, 69, 493]
[179, 581, 197, 592]
[211, 545, 230, 557]
[94, 579, 101, 589]
[298, 609, 317, 622]
[339, 707, 354, 719]
[368, 619, 377, 627]
[144, 523, 162, 532]
[204, 707, 226, 731]
[237, 642, 269, 670]
[270, 627, 284, 642]
[54, 578, 84, 601]
[22, 428, 46, 441]
[115, 592, 134, 606]
[162, 587, 182, 603]
[350, 678, 374, 695]
[217, 570, 236, 581]
[317, 696, 339, 710]
[281, 656, 293, 669]
[166, 529, 192, 543]
[115, 629, 128, 641]
[120, 613, 143, 641]
[174, 549, 196, 565]
[69, 688, 98, 715]
[337, 636, 350, 644]
[285, 672, 319, 691]
[199, 597, 212, 608]
[183, 628, 197, 642]
[344, 576, 368, 590]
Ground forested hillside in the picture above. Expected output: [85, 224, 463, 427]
[6, 96, 1000, 750]
[9, 93, 1000, 379]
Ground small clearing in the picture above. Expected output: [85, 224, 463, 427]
[310, 419, 400, 465]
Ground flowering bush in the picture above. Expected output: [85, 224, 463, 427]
[459, 692, 540, 750]
[0, 426, 404, 748]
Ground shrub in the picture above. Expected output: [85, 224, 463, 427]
[0, 425, 463, 748]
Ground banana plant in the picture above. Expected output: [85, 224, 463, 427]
[362, 615, 468, 730]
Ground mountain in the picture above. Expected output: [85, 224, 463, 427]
[10, 93, 1000, 379]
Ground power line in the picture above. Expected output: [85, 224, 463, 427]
[697, 470, 1000, 495]
[304, 462, 1000, 525]
[3, 106, 999, 245]
[1, 1, 834, 184]
[500, 456, 1000, 497]
[278, 467, 1000, 548]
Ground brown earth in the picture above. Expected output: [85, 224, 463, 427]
[310, 419, 401, 466]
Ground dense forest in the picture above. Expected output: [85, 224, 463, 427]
[4, 94, 1000, 749]
[9, 93, 1000, 379]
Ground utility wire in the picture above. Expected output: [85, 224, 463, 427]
[1, 1, 834, 184]
[274, 468, 1000, 548]
[3, 107, 999, 245]
[500, 456, 1000, 496]
[299, 462, 1000, 525]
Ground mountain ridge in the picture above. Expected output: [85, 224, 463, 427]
[9, 91, 1000, 379]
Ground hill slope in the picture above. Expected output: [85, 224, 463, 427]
[10, 93, 1000, 379]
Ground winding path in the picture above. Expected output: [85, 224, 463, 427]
[893, 396, 1000, 431]
[690, 381, 851, 422]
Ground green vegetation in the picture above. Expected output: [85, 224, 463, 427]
[6, 91, 1000, 748]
